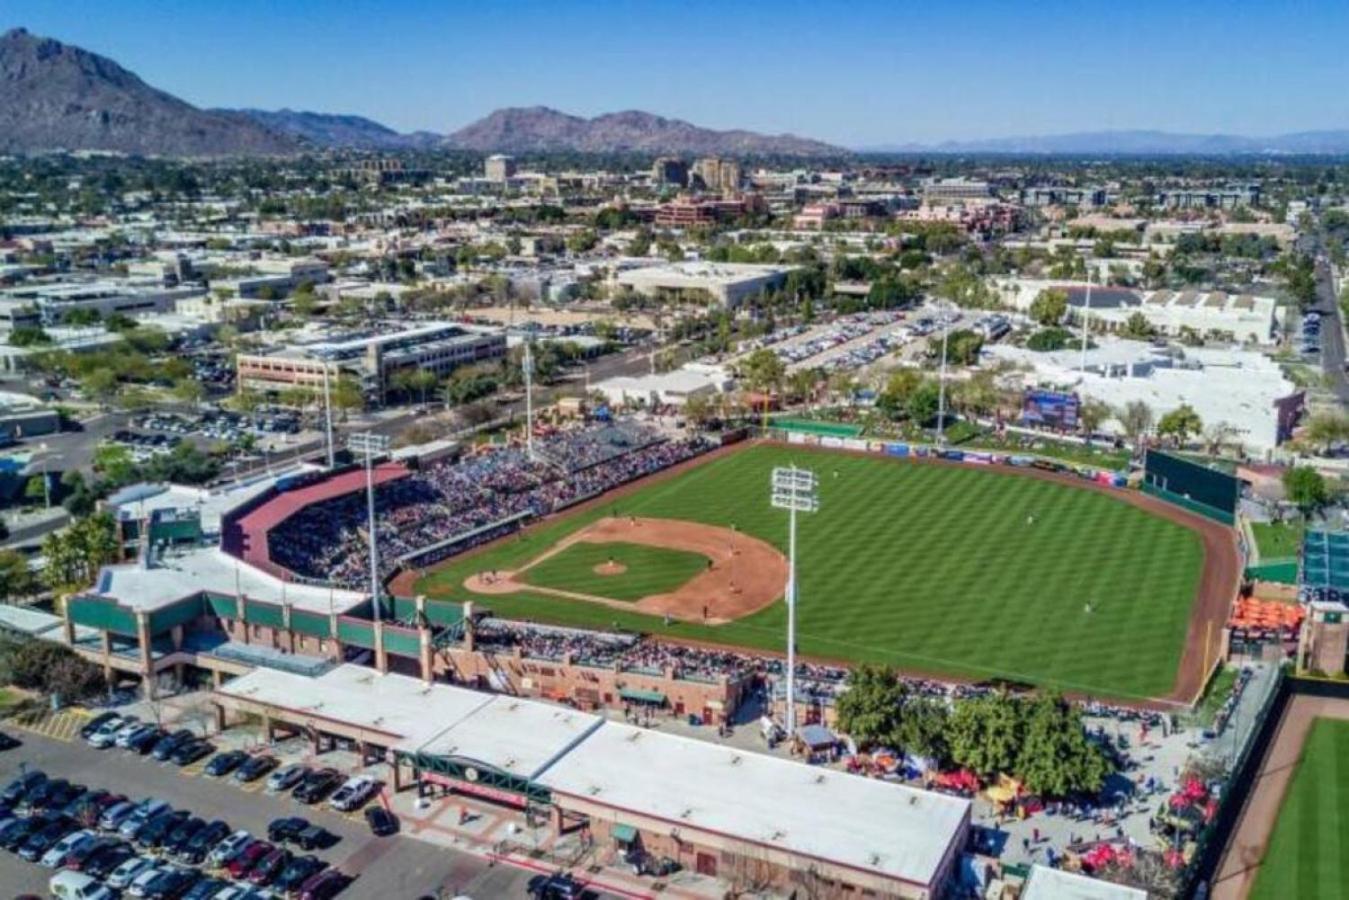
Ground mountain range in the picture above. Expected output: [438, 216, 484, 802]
[0, 27, 844, 157]
[866, 129, 1349, 155]
[4, 27, 1349, 158]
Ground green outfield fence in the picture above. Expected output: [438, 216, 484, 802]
[766, 418, 865, 438]
[1141, 482, 1237, 526]
[1244, 559, 1299, 584]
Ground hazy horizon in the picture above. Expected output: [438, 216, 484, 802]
[8, 0, 1349, 147]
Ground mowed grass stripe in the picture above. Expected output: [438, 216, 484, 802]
[520, 541, 709, 602]
[417, 445, 1204, 699]
[1251, 717, 1349, 900]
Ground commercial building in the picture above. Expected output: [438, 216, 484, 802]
[1156, 185, 1260, 209]
[1020, 186, 1109, 208]
[211, 257, 330, 300]
[653, 197, 750, 228]
[1021, 865, 1147, 900]
[0, 391, 61, 439]
[485, 154, 518, 182]
[994, 278, 1279, 345]
[615, 262, 798, 308]
[650, 157, 689, 187]
[236, 320, 507, 402]
[593, 367, 727, 408]
[692, 157, 742, 193]
[214, 664, 970, 899]
[921, 177, 994, 202]
[0, 279, 205, 327]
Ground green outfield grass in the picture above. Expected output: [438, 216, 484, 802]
[1251, 521, 1304, 561]
[1250, 717, 1349, 900]
[520, 541, 709, 602]
[416, 444, 1205, 699]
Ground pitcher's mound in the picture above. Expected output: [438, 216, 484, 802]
[593, 561, 628, 576]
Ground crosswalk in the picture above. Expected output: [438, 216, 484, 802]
[5, 706, 92, 743]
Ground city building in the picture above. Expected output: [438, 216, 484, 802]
[615, 261, 798, 308]
[1021, 865, 1147, 900]
[1020, 186, 1109, 208]
[236, 320, 506, 402]
[594, 367, 728, 408]
[485, 154, 518, 182]
[650, 156, 689, 187]
[1156, 184, 1261, 209]
[0, 279, 205, 327]
[210, 257, 330, 300]
[692, 157, 743, 193]
[921, 177, 994, 202]
[653, 197, 750, 228]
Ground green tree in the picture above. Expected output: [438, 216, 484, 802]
[739, 349, 786, 396]
[895, 697, 950, 764]
[1157, 404, 1203, 447]
[1015, 693, 1111, 797]
[1078, 399, 1111, 437]
[1029, 289, 1069, 327]
[907, 380, 942, 426]
[171, 378, 205, 406]
[81, 369, 120, 406]
[877, 369, 924, 418]
[946, 694, 1024, 778]
[332, 375, 364, 413]
[1121, 312, 1156, 339]
[931, 329, 984, 366]
[1303, 412, 1349, 455]
[1283, 466, 1328, 518]
[834, 666, 906, 750]
[1119, 400, 1154, 448]
[0, 549, 36, 601]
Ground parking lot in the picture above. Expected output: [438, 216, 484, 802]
[0, 729, 539, 898]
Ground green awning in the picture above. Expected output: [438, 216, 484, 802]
[612, 823, 637, 844]
[619, 688, 667, 705]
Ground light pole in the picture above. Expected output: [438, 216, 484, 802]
[935, 305, 953, 445]
[320, 357, 336, 470]
[522, 341, 536, 460]
[771, 465, 819, 740]
[1079, 268, 1093, 375]
[349, 432, 390, 623]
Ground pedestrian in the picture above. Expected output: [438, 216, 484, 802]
[1033, 827, 1040, 843]
[1022, 837, 1030, 853]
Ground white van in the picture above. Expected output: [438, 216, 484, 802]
[49, 870, 115, 900]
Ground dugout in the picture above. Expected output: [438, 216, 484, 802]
[1142, 450, 1239, 525]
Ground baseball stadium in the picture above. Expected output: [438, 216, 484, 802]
[394, 431, 1240, 706]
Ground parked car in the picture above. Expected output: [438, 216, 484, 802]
[267, 817, 308, 844]
[226, 840, 273, 879]
[99, 799, 141, 832]
[207, 829, 252, 868]
[40, 828, 96, 868]
[181, 878, 228, 900]
[249, 846, 292, 886]
[125, 864, 170, 898]
[127, 726, 166, 755]
[364, 806, 398, 837]
[265, 764, 308, 794]
[105, 854, 158, 891]
[151, 730, 195, 762]
[177, 819, 230, 865]
[135, 810, 189, 851]
[328, 775, 377, 813]
[527, 873, 585, 900]
[119, 800, 170, 839]
[232, 755, 278, 784]
[292, 769, 342, 805]
[203, 750, 246, 778]
[274, 855, 326, 894]
[162, 817, 206, 857]
[83, 842, 136, 880]
[79, 712, 121, 741]
[171, 740, 214, 767]
[21, 778, 71, 813]
[112, 717, 146, 749]
[48, 870, 115, 900]
[297, 869, 349, 900]
[0, 814, 48, 851]
[20, 815, 76, 862]
[3, 770, 46, 806]
[136, 865, 199, 900]
[63, 834, 121, 870]
[85, 716, 126, 749]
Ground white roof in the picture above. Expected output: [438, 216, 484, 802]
[405, 696, 604, 781]
[93, 547, 365, 614]
[218, 664, 492, 744]
[107, 469, 307, 535]
[1021, 866, 1148, 900]
[536, 721, 969, 888]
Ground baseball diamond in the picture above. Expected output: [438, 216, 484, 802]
[410, 441, 1238, 704]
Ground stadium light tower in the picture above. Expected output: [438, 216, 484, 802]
[349, 431, 390, 623]
[522, 340, 536, 461]
[320, 356, 336, 470]
[1079, 267, 1093, 375]
[770, 465, 819, 740]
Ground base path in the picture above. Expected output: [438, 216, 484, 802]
[464, 516, 789, 624]
[1211, 694, 1349, 899]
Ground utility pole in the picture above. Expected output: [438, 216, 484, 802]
[771, 465, 819, 740]
[523, 340, 535, 460]
[936, 311, 951, 445]
[349, 432, 390, 623]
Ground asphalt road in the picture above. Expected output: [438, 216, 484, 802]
[1315, 254, 1349, 403]
[0, 730, 537, 899]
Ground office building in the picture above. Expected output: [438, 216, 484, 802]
[651, 157, 689, 187]
[692, 157, 743, 193]
[485, 154, 517, 182]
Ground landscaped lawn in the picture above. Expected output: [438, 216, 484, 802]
[418, 443, 1205, 700]
[1251, 521, 1304, 561]
[520, 541, 709, 602]
[1251, 717, 1349, 900]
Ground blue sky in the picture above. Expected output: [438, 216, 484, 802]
[7, 0, 1349, 146]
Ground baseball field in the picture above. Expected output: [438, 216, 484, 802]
[1248, 716, 1349, 900]
[413, 442, 1235, 702]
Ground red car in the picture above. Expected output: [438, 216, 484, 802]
[299, 869, 349, 900]
[249, 846, 293, 886]
[226, 840, 273, 879]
